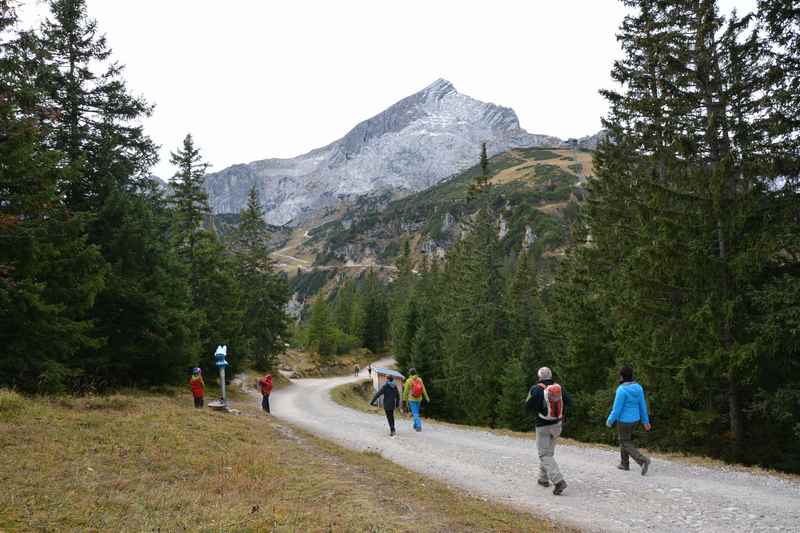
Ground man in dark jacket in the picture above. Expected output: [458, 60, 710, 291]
[370, 375, 401, 436]
[526, 366, 572, 495]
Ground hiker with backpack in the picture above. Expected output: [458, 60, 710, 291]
[606, 365, 652, 475]
[257, 374, 273, 414]
[370, 374, 401, 436]
[526, 367, 571, 495]
[402, 368, 430, 432]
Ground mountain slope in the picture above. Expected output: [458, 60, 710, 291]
[205, 79, 565, 225]
[274, 146, 592, 309]
[298, 146, 590, 269]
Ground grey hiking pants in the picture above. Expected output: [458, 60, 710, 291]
[618, 422, 648, 467]
[536, 422, 564, 484]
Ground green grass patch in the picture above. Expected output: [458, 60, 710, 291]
[330, 379, 382, 414]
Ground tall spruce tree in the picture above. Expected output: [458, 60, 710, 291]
[39, 0, 156, 210]
[332, 279, 358, 337]
[747, 0, 800, 470]
[389, 239, 416, 360]
[192, 231, 245, 375]
[169, 133, 210, 273]
[405, 258, 446, 417]
[168, 135, 246, 375]
[19, 0, 201, 389]
[0, 1, 107, 392]
[88, 189, 199, 386]
[567, 0, 800, 464]
[468, 142, 491, 199]
[231, 187, 290, 371]
[498, 251, 543, 430]
[440, 208, 508, 425]
[308, 297, 335, 359]
[0, 0, 107, 392]
[360, 269, 389, 353]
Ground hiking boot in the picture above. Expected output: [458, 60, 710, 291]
[641, 458, 650, 476]
[414, 426, 422, 432]
[390, 429, 396, 437]
[537, 479, 550, 487]
[617, 464, 630, 471]
[552, 480, 567, 496]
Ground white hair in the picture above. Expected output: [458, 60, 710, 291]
[538, 367, 553, 380]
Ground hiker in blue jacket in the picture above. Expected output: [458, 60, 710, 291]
[606, 365, 652, 475]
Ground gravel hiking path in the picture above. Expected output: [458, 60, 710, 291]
[259, 359, 800, 532]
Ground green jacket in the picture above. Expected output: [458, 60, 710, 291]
[403, 374, 430, 402]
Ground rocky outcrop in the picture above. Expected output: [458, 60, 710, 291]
[573, 130, 608, 150]
[442, 212, 456, 233]
[205, 79, 567, 225]
[523, 225, 537, 250]
[498, 215, 509, 240]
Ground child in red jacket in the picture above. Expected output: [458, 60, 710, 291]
[189, 368, 205, 408]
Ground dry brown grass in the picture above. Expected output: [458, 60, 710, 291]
[488, 149, 595, 188]
[549, 150, 595, 177]
[489, 162, 539, 185]
[535, 201, 570, 215]
[0, 389, 566, 532]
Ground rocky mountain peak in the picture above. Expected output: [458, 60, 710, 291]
[204, 80, 570, 225]
[419, 78, 456, 98]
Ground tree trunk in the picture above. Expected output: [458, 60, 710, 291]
[728, 378, 744, 459]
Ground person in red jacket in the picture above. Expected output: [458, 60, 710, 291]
[258, 374, 273, 414]
[189, 368, 205, 408]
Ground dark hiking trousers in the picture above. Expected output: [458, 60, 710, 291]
[194, 396, 203, 408]
[261, 394, 270, 413]
[384, 408, 396, 432]
[618, 422, 648, 467]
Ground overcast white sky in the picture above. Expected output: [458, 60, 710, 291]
[20, 0, 757, 178]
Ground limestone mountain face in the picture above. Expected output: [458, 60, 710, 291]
[204, 79, 564, 225]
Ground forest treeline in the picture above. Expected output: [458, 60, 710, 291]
[385, 0, 800, 473]
[0, 0, 288, 392]
[296, 270, 390, 358]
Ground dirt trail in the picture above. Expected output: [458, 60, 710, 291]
[266, 360, 800, 532]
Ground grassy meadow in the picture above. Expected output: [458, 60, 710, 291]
[0, 388, 566, 532]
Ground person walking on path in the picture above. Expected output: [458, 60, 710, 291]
[402, 368, 430, 432]
[189, 368, 205, 408]
[526, 367, 571, 495]
[370, 374, 401, 436]
[354, 364, 360, 377]
[367, 364, 372, 378]
[258, 374, 273, 414]
[606, 365, 652, 475]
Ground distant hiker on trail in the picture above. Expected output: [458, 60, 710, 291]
[367, 364, 372, 378]
[526, 366, 571, 495]
[354, 364, 360, 377]
[606, 365, 651, 475]
[189, 368, 205, 408]
[370, 374, 401, 436]
[258, 374, 273, 414]
[402, 368, 430, 432]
